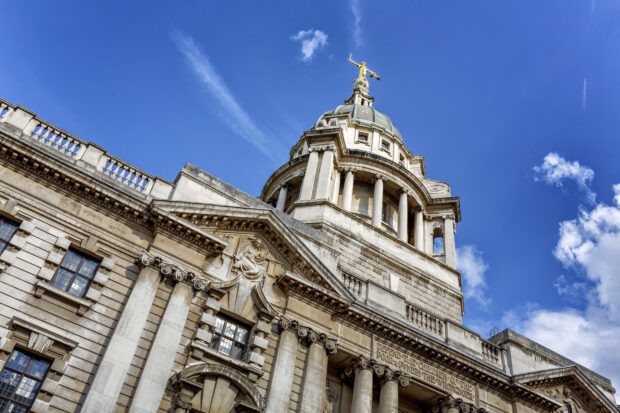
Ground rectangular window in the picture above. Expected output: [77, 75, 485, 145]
[0, 217, 19, 256]
[357, 132, 369, 143]
[209, 314, 251, 361]
[0, 349, 49, 412]
[381, 140, 390, 152]
[50, 249, 100, 298]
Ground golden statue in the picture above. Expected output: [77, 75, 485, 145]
[348, 53, 381, 81]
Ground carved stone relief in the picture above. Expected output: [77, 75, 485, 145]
[233, 237, 269, 282]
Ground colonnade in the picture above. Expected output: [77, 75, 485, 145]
[345, 356, 410, 413]
[82, 251, 205, 413]
[265, 317, 338, 413]
[272, 147, 458, 267]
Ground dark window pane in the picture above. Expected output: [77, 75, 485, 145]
[68, 276, 89, 297]
[51, 269, 74, 291]
[0, 220, 18, 242]
[7, 402, 29, 413]
[78, 258, 98, 278]
[218, 337, 233, 355]
[223, 322, 236, 339]
[13, 377, 40, 405]
[26, 360, 49, 380]
[235, 326, 249, 344]
[61, 250, 81, 271]
[0, 240, 8, 254]
[0, 370, 20, 398]
[213, 317, 225, 334]
[5, 351, 29, 373]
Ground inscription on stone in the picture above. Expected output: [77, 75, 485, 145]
[373, 339, 475, 402]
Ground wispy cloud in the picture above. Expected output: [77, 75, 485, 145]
[171, 31, 285, 163]
[290, 29, 328, 62]
[582, 77, 588, 112]
[457, 245, 490, 308]
[350, 0, 363, 49]
[533, 152, 596, 203]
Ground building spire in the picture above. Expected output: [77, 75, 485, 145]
[346, 54, 379, 106]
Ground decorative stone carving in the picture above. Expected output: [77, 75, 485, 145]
[233, 238, 268, 281]
[137, 250, 212, 293]
[323, 383, 340, 413]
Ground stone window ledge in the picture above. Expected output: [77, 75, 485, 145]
[34, 280, 94, 315]
[189, 339, 263, 382]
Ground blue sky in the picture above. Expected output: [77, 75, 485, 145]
[3, 1, 620, 387]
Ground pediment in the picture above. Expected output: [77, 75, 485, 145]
[514, 366, 618, 413]
[151, 200, 355, 310]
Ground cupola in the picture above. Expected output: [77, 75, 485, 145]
[261, 58, 461, 269]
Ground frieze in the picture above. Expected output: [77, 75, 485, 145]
[373, 338, 475, 402]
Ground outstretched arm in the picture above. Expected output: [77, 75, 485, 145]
[367, 69, 381, 80]
[348, 53, 361, 67]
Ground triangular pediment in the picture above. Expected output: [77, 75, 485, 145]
[514, 366, 618, 413]
[151, 200, 355, 309]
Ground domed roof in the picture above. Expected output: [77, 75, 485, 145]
[314, 103, 404, 143]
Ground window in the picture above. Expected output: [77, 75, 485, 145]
[399, 154, 405, 165]
[50, 249, 99, 298]
[433, 228, 444, 255]
[0, 217, 19, 256]
[356, 132, 368, 143]
[0, 349, 49, 412]
[209, 314, 251, 361]
[381, 139, 391, 152]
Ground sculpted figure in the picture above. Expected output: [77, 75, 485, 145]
[232, 238, 269, 281]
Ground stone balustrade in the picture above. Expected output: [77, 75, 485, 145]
[341, 271, 367, 298]
[481, 340, 501, 364]
[0, 98, 157, 196]
[97, 154, 153, 193]
[405, 302, 444, 339]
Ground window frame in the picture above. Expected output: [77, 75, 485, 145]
[209, 314, 252, 361]
[380, 139, 391, 153]
[0, 216, 19, 256]
[0, 349, 50, 412]
[50, 248, 100, 298]
[356, 132, 369, 144]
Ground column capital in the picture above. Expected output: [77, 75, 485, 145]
[400, 188, 412, 197]
[353, 355, 375, 372]
[438, 396, 461, 409]
[374, 173, 387, 182]
[137, 251, 210, 292]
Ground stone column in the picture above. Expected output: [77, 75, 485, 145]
[129, 278, 194, 413]
[444, 216, 456, 267]
[342, 169, 355, 211]
[331, 168, 342, 204]
[315, 148, 334, 200]
[351, 356, 374, 413]
[378, 372, 398, 413]
[299, 148, 320, 200]
[414, 208, 424, 252]
[81, 252, 160, 413]
[265, 318, 306, 413]
[298, 332, 337, 413]
[437, 396, 461, 413]
[275, 185, 288, 211]
[398, 190, 408, 242]
[372, 175, 384, 228]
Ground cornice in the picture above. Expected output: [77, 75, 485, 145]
[276, 271, 560, 411]
[0, 130, 227, 254]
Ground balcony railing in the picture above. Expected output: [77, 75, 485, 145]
[0, 98, 155, 195]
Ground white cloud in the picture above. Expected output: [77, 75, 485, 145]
[507, 183, 620, 389]
[533, 152, 596, 203]
[457, 245, 490, 308]
[171, 31, 285, 162]
[290, 29, 328, 62]
[350, 0, 363, 49]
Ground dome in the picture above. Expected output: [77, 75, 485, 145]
[313, 103, 404, 144]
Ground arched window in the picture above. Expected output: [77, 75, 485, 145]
[433, 228, 444, 255]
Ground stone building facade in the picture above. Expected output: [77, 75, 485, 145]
[0, 73, 617, 413]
